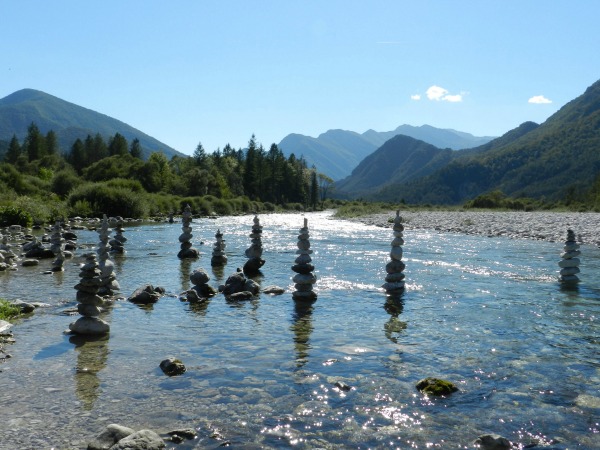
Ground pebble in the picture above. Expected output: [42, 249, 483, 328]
[351, 211, 600, 246]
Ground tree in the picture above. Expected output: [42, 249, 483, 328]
[130, 138, 143, 158]
[318, 173, 334, 206]
[45, 130, 59, 155]
[24, 122, 46, 161]
[310, 169, 319, 209]
[108, 133, 128, 156]
[193, 142, 208, 168]
[4, 135, 21, 164]
[69, 138, 86, 173]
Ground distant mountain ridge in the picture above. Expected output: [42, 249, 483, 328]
[336, 79, 600, 204]
[0, 89, 184, 160]
[277, 125, 495, 180]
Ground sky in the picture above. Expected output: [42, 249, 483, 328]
[2, 1, 600, 155]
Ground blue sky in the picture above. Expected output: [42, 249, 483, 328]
[2, 1, 599, 155]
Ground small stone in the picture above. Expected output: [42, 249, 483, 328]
[415, 377, 458, 396]
[160, 357, 186, 376]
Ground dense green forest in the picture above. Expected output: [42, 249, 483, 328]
[0, 122, 335, 226]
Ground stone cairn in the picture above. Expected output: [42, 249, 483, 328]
[177, 204, 199, 259]
[0, 232, 18, 270]
[292, 218, 317, 301]
[97, 215, 120, 296]
[211, 229, 227, 266]
[243, 215, 265, 274]
[558, 229, 581, 285]
[186, 268, 218, 301]
[50, 220, 66, 272]
[109, 219, 127, 254]
[69, 252, 110, 335]
[382, 210, 406, 294]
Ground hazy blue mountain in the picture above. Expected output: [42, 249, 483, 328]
[0, 89, 184, 160]
[278, 125, 495, 180]
[354, 78, 600, 204]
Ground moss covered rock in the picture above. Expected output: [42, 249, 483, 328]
[415, 377, 458, 396]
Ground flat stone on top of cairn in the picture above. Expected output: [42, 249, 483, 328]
[243, 215, 265, 274]
[50, 220, 66, 272]
[382, 210, 406, 294]
[292, 218, 317, 301]
[211, 229, 227, 266]
[177, 204, 199, 259]
[558, 229, 581, 285]
[97, 215, 120, 296]
[69, 252, 110, 335]
[109, 218, 126, 254]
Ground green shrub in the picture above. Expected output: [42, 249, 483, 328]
[0, 298, 21, 321]
[211, 198, 233, 216]
[0, 206, 32, 227]
[67, 182, 149, 218]
[51, 169, 82, 198]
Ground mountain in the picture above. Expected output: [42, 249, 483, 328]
[0, 89, 184, 160]
[277, 126, 495, 180]
[347, 79, 600, 204]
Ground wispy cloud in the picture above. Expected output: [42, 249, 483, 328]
[411, 94, 421, 101]
[528, 95, 552, 104]
[425, 85, 463, 102]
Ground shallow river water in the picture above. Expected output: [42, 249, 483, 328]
[1, 211, 599, 449]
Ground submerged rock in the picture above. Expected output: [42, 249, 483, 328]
[159, 357, 186, 376]
[415, 377, 458, 396]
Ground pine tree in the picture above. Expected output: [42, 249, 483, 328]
[130, 138, 143, 158]
[24, 122, 46, 161]
[4, 134, 21, 164]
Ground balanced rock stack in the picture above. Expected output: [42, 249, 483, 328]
[69, 252, 110, 335]
[292, 218, 317, 301]
[97, 215, 120, 296]
[382, 210, 406, 294]
[50, 220, 66, 272]
[0, 233, 18, 270]
[186, 268, 218, 301]
[177, 204, 199, 259]
[558, 229, 581, 285]
[243, 215, 265, 274]
[109, 219, 127, 254]
[211, 229, 227, 266]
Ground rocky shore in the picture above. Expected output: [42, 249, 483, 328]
[349, 210, 600, 247]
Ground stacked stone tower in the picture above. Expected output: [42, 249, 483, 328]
[97, 215, 120, 296]
[292, 218, 317, 301]
[177, 204, 199, 259]
[243, 215, 265, 274]
[69, 253, 110, 335]
[50, 220, 66, 272]
[558, 229, 581, 285]
[211, 229, 227, 266]
[109, 219, 127, 254]
[382, 210, 406, 294]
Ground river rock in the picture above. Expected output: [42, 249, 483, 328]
[187, 268, 217, 299]
[109, 429, 165, 450]
[472, 434, 511, 450]
[211, 229, 227, 266]
[87, 423, 135, 450]
[128, 285, 164, 304]
[558, 229, 581, 284]
[160, 357, 186, 376]
[415, 377, 458, 396]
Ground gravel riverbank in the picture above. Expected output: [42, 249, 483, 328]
[347, 210, 600, 247]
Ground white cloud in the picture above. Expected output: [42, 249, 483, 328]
[528, 95, 552, 104]
[411, 94, 421, 100]
[443, 94, 463, 102]
[425, 85, 463, 102]
[426, 85, 448, 101]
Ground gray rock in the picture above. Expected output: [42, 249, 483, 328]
[69, 317, 110, 335]
[190, 268, 210, 285]
[262, 285, 285, 295]
[0, 320, 12, 333]
[87, 423, 135, 450]
[128, 285, 163, 304]
[11, 299, 35, 314]
[472, 434, 511, 450]
[110, 429, 165, 450]
[21, 259, 39, 267]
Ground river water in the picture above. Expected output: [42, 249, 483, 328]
[0, 211, 598, 449]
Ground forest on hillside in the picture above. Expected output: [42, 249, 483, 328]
[0, 123, 335, 226]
